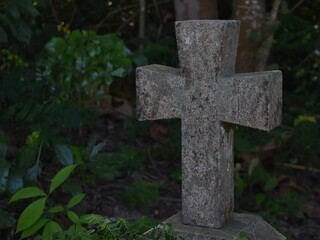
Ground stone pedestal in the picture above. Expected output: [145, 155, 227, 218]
[163, 213, 286, 240]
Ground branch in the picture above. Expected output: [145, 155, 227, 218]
[139, 0, 146, 52]
[255, 0, 282, 71]
[270, 0, 282, 21]
[289, 0, 306, 13]
[95, 4, 139, 32]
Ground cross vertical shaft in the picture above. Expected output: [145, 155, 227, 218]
[136, 20, 282, 229]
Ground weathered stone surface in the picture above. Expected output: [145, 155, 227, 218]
[218, 71, 282, 131]
[136, 20, 282, 229]
[136, 65, 184, 120]
[162, 213, 286, 240]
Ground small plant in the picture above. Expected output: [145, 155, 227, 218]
[121, 180, 163, 210]
[9, 164, 82, 239]
[234, 159, 304, 220]
[37, 30, 133, 103]
[0, 0, 39, 43]
[9, 165, 179, 239]
[83, 215, 179, 240]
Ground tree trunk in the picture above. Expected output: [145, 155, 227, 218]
[233, 0, 266, 72]
[174, 0, 218, 21]
[139, 0, 146, 52]
[255, 0, 281, 71]
[233, 0, 281, 72]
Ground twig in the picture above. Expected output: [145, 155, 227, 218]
[49, 0, 59, 22]
[94, 0, 170, 33]
[139, 0, 146, 52]
[116, 11, 139, 35]
[153, 0, 162, 20]
[69, 1, 78, 27]
[276, 162, 320, 173]
[270, 0, 282, 21]
[255, 0, 282, 71]
[289, 0, 306, 13]
[147, 148, 165, 178]
[297, 51, 315, 69]
[95, 4, 138, 32]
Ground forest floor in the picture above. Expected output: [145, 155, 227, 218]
[67, 111, 320, 240]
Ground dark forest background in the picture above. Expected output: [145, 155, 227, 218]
[0, 0, 319, 239]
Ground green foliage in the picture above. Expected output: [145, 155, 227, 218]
[9, 165, 178, 239]
[37, 30, 133, 102]
[9, 164, 79, 238]
[0, 1, 318, 239]
[121, 180, 163, 210]
[49, 164, 77, 194]
[235, 160, 304, 220]
[291, 121, 319, 155]
[0, 0, 39, 43]
[54, 144, 74, 166]
[85, 145, 147, 180]
[0, 49, 28, 70]
[80, 215, 180, 240]
[0, 209, 16, 229]
[238, 231, 249, 240]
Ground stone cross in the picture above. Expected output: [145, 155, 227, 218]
[136, 20, 282, 232]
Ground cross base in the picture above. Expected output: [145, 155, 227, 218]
[158, 213, 286, 240]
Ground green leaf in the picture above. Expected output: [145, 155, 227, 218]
[0, 209, 16, 229]
[25, 164, 41, 181]
[9, 19, 32, 43]
[255, 193, 266, 205]
[9, 187, 46, 203]
[48, 205, 65, 213]
[235, 178, 246, 197]
[45, 37, 66, 53]
[54, 144, 74, 165]
[8, 4, 20, 19]
[0, 27, 8, 42]
[16, 145, 38, 169]
[79, 214, 105, 225]
[132, 53, 147, 66]
[67, 193, 85, 209]
[61, 179, 83, 195]
[26, 131, 40, 145]
[239, 231, 249, 239]
[67, 210, 79, 223]
[18, 0, 39, 17]
[6, 168, 24, 193]
[90, 141, 106, 159]
[49, 164, 77, 194]
[111, 67, 125, 77]
[16, 197, 46, 232]
[43, 221, 63, 238]
[20, 218, 47, 239]
[68, 224, 89, 239]
[248, 158, 259, 177]
[71, 146, 83, 164]
[0, 157, 10, 193]
[264, 177, 279, 191]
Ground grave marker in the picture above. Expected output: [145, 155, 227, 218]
[137, 20, 285, 239]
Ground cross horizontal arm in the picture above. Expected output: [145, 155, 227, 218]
[136, 64, 184, 121]
[218, 71, 282, 131]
